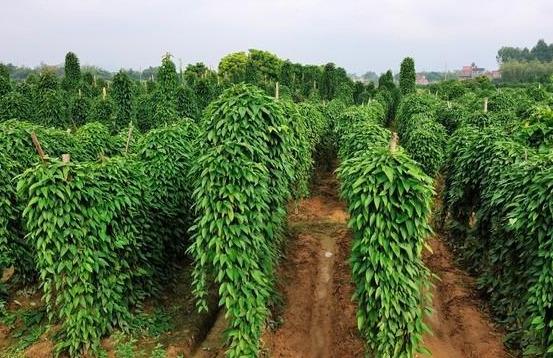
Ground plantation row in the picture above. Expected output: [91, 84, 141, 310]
[398, 83, 553, 356]
[336, 101, 435, 357]
[186, 84, 333, 357]
[0, 119, 141, 283]
[1, 118, 196, 355]
[0, 79, 339, 356]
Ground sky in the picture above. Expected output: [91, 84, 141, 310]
[1, 0, 552, 75]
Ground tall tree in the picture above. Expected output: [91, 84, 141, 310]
[378, 70, 395, 91]
[399, 57, 416, 95]
[153, 54, 179, 125]
[218, 52, 248, 83]
[531, 39, 553, 62]
[246, 49, 282, 84]
[111, 70, 134, 129]
[62, 52, 81, 91]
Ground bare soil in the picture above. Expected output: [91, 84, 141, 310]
[263, 169, 364, 358]
[419, 236, 509, 358]
[263, 169, 509, 358]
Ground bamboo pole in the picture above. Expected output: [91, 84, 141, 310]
[31, 132, 46, 162]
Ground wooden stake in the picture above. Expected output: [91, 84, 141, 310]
[102, 87, 107, 100]
[31, 131, 46, 162]
[125, 123, 133, 154]
[389, 132, 398, 153]
[275, 82, 280, 99]
[483, 97, 488, 112]
[78, 88, 82, 98]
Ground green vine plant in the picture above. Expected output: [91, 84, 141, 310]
[187, 84, 297, 357]
[15, 117, 198, 357]
[396, 93, 447, 177]
[336, 102, 434, 358]
[444, 107, 553, 355]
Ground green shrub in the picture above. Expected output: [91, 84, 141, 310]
[74, 122, 115, 161]
[338, 145, 433, 358]
[188, 84, 294, 357]
[18, 158, 153, 356]
[137, 120, 198, 266]
[401, 114, 447, 176]
[0, 91, 33, 122]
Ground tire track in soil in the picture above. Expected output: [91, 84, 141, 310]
[191, 171, 510, 358]
[418, 236, 509, 358]
[263, 170, 364, 358]
[418, 178, 509, 358]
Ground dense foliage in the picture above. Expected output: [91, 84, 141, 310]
[444, 91, 553, 355]
[188, 84, 298, 357]
[16, 118, 197, 356]
[396, 93, 447, 176]
[399, 57, 416, 95]
[336, 102, 433, 357]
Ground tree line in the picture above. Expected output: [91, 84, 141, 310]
[497, 39, 553, 64]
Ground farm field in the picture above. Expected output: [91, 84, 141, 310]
[1, 46, 553, 358]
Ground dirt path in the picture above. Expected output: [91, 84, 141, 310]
[263, 169, 364, 358]
[264, 170, 509, 358]
[419, 236, 509, 358]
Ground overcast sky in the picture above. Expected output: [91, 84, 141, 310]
[1, 0, 552, 74]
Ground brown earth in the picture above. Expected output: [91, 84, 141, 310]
[263, 169, 365, 358]
[419, 236, 510, 358]
[263, 169, 510, 358]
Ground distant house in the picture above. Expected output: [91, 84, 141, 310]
[458, 62, 486, 80]
[484, 70, 502, 80]
[416, 73, 429, 85]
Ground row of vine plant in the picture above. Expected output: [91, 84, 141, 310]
[440, 95, 553, 355]
[2, 116, 197, 356]
[0, 119, 141, 286]
[187, 84, 329, 357]
[395, 84, 553, 356]
[335, 98, 436, 357]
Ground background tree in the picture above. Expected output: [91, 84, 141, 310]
[246, 49, 282, 85]
[111, 70, 134, 129]
[378, 70, 395, 91]
[531, 39, 553, 62]
[497, 39, 553, 64]
[399, 57, 416, 95]
[218, 52, 248, 83]
[62, 52, 81, 91]
[153, 54, 179, 125]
